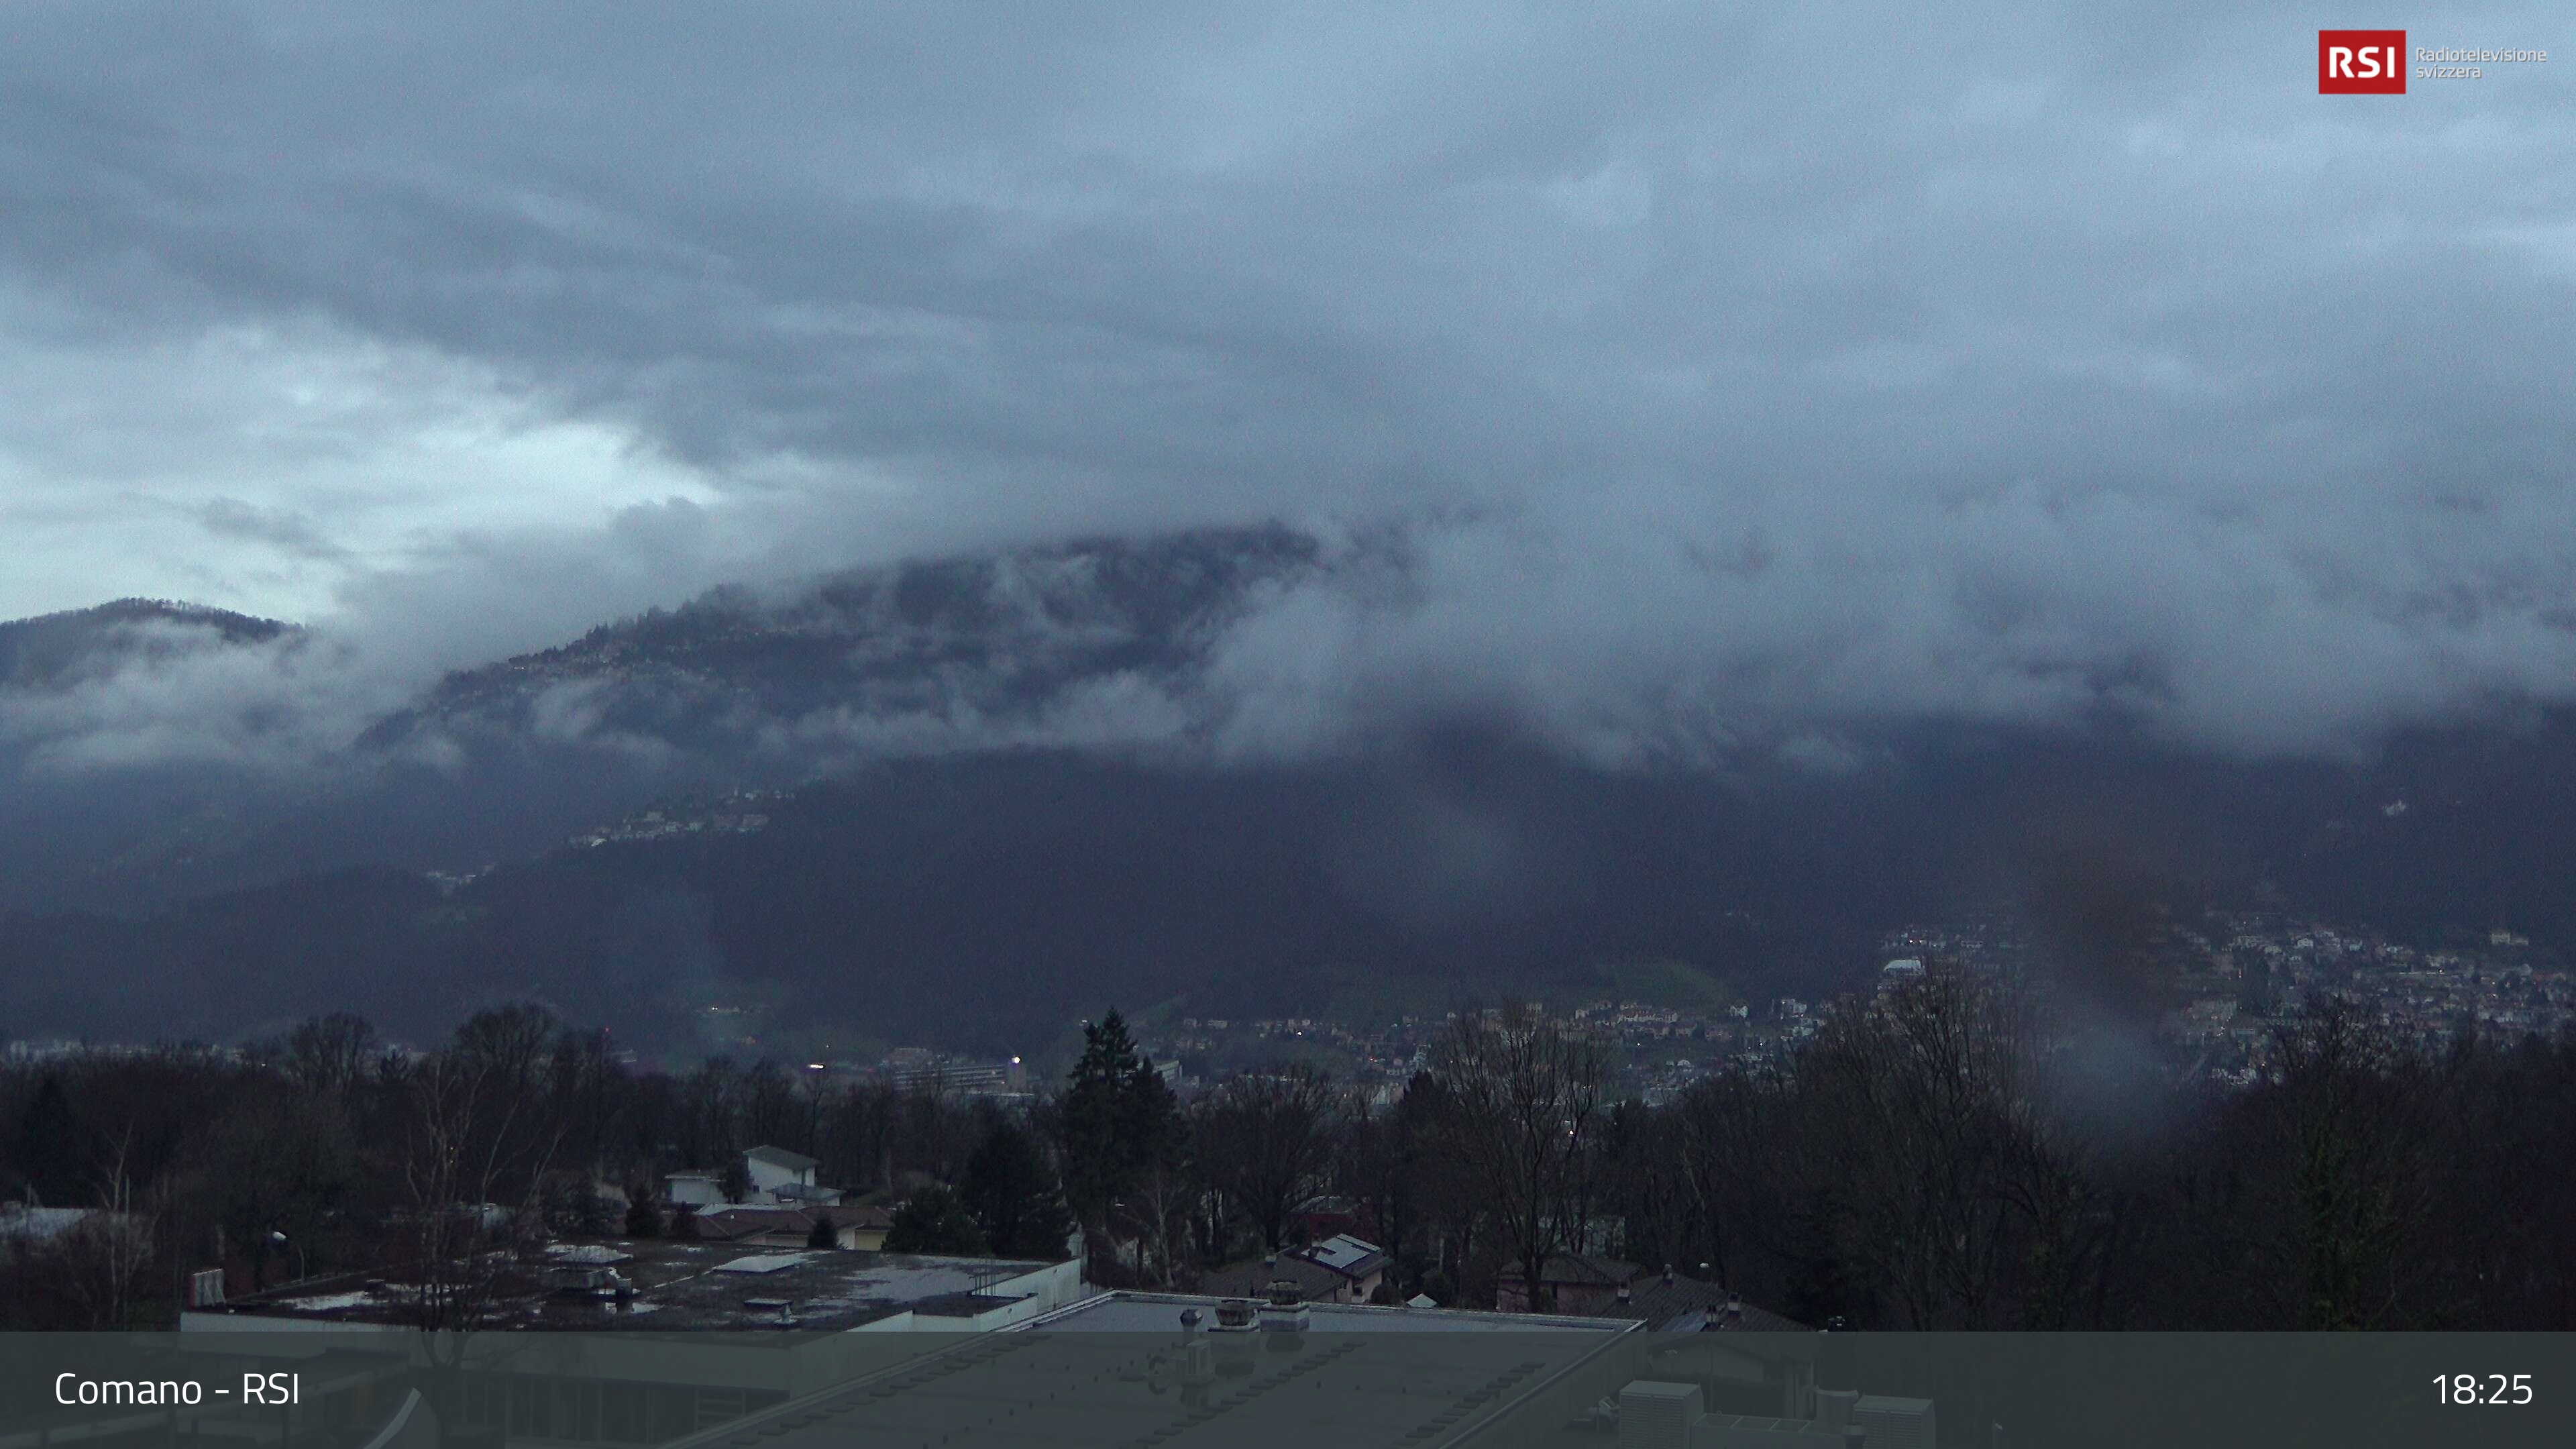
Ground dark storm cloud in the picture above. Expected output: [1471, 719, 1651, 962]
[3, 1, 2574, 767]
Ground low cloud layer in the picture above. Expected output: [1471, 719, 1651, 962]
[5, 2, 2575, 773]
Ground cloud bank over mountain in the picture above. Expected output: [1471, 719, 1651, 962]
[5, 1, 2575, 772]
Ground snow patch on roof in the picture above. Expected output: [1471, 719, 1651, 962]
[714, 1252, 820, 1275]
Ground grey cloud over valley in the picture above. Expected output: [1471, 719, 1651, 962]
[5, 1, 2575, 775]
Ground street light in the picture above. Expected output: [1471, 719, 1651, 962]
[269, 1230, 307, 1283]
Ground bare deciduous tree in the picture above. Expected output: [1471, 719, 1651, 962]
[1195, 1063, 1338, 1252]
[1430, 1005, 1603, 1313]
[397, 1045, 559, 1335]
[61, 1127, 157, 1329]
[283, 1013, 380, 1098]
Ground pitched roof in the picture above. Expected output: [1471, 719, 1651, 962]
[1585, 1269, 1809, 1332]
[1300, 1234, 1386, 1275]
[0, 1205, 96, 1242]
[1201, 1255, 1353, 1303]
[692, 1207, 824, 1242]
[744, 1144, 819, 1171]
[1496, 1253, 1640, 1288]
[1672, 1298, 1808, 1333]
[691, 1202, 891, 1238]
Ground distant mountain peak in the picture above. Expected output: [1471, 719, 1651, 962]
[0, 598, 294, 690]
[369, 523, 1326, 754]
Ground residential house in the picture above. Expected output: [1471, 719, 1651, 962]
[665, 1145, 848, 1210]
[1203, 1234, 1389, 1305]
[1287, 1194, 1362, 1242]
[1495, 1253, 1642, 1315]
[690, 1204, 894, 1251]
[663, 1171, 722, 1208]
[833, 1204, 896, 1251]
[746, 1146, 835, 1202]
[1299, 1234, 1389, 1301]
[0, 1204, 107, 1246]
[1497, 1257, 1807, 1332]
[1589, 1265, 1807, 1332]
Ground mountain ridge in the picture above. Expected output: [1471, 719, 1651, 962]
[358, 523, 1324, 757]
[0, 597, 293, 691]
[7, 527, 2576, 1055]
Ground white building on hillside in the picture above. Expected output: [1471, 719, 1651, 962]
[666, 1145, 847, 1208]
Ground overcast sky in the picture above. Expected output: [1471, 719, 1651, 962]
[3, 2, 2573, 761]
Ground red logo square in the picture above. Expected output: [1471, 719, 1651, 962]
[2319, 30, 2406, 93]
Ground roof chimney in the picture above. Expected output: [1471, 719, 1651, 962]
[1663, 1263, 1674, 1285]
[1260, 1280, 1311, 1336]
[1615, 1283, 1631, 1304]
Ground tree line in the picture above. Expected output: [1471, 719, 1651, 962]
[2, 976, 2573, 1329]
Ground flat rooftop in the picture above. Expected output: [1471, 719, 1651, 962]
[655, 1318, 1649, 1449]
[1024, 1291, 1637, 1333]
[195, 1242, 1069, 1332]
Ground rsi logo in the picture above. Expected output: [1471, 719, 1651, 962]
[2319, 29, 2406, 93]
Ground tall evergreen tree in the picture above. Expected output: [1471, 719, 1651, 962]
[962, 1119, 1074, 1259]
[1055, 1010, 1181, 1238]
[716, 1157, 751, 1204]
[15, 1074, 85, 1206]
[883, 1183, 989, 1256]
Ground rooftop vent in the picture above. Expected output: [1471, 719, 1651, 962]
[1259, 1291, 1311, 1336]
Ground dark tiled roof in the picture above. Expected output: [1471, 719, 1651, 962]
[1588, 1271, 1808, 1332]
[1497, 1254, 1641, 1288]
[1199, 1256, 1353, 1302]
[692, 1203, 890, 1240]
[1674, 1299, 1808, 1333]
[692, 1207, 822, 1241]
